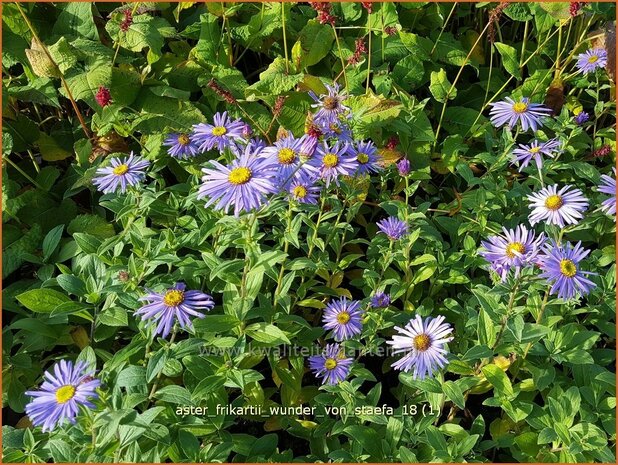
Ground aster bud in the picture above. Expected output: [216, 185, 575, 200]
[396, 158, 410, 176]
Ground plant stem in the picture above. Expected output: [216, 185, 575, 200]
[274, 201, 293, 309]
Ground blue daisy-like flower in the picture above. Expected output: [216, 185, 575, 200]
[376, 217, 409, 240]
[527, 184, 589, 227]
[309, 83, 350, 127]
[192, 112, 245, 153]
[163, 132, 200, 159]
[322, 297, 363, 341]
[511, 138, 561, 170]
[576, 48, 608, 74]
[387, 314, 453, 379]
[370, 291, 391, 308]
[25, 360, 100, 432]
[489, 97, 552, 132]
[319, 121, 355, 144]
[598, 168, 616, 216]
[538, 241, 596, 300]
[479, 225, 546, 281]
[262, 135, 319, 190]
[350, 140, 382, 175]
[92, 152, 150, 194]
[308, 343, 354, 385]
[136, 282, 215, 338]
[288, 176, 321, 204]
[315, 141, 358, 187]
[197, 144, 278, 217]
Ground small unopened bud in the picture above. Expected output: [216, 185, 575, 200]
[118, 270, 130, 282]
[70, 326, 90, 349]
[396, 158, 410, 176]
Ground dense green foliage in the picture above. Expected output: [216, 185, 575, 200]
[2, 2, 616, 463]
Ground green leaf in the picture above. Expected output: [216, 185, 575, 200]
[98, 307, 128, 327]
[245, 323, 291, 345]
[117, 366, 147, 388]
[56, 274, 87, 297]
[52, 3, 98, 40]
[429, 68, 456, 103]
[443, 380, 465, 409]
[68, 214, 115, 238]
[478, 309, 496, 347]
[16, 288, 71, 313]
[246, 57, 303, 98]
[392, 54, 424, 89]
[494, 42, 521, 80]
[42, 225, 64, 261]
[481, 365, 514, 399]
[154, 385, 193, 405]
[292, 20, 335, 70]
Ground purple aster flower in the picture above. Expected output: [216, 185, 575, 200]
[574, 111, 590, 125]
[479, 225, 546, 281]
[511, 138, 561, 170]
[197, 144, 278, 217]
[370, 291, 391, 308]
[309, 83, 350, 126]
[538, 241, 596, 300]
[192, 112, 245, 153]
[598, 168, 616, 216]
[262, 135, 319, 189]
[489, 97, 552, 132]
[163, 132, 200, 159]
[315, 141, 358, 187]
[322, 297, 363, 341]
[527, 184, 589, 227]
[319, 121, 355, 144]
[397, 158, 411, 176]
[387, 314, 453, 379]
[25, 360, 100, 433]
[576, 48, 608, 74]
[308, 343, 353, 385]
[92, 152, 150, 194]
[350, 140, 382, 175]
[288, 176, 321, 204]
[376, 217, 409, 240]
[136, 282, 215, 338]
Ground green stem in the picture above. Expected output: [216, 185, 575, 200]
[331, 24, 348, 89]
[281, 3, 289, 73]
[274, 202, 293, 309]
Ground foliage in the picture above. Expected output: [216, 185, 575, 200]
[2, 2, 616, 463]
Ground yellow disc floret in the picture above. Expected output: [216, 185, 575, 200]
[212, 126, 227, 136]
[324, 358, 338, 370]
[512, 102, 528, 113]
[588, 54, 599, 64]
[323, 96, 338, 110]
[228, 167, 252, 185]
[357, 153, 369, 164]
[545, 194, 563, 211]
[505, 242, 526, 259]
[178, 134, 190, 145]
[336, 311, 351, 324]
[55, 385, 76, 404]
[559, 259, 577, 278]
[293, 185, 307, 198]
[278, 148, 297, 165]
[113, 164, 129, 176]
[323, 153, 339, 168]
[163, 289, 185, 307]
[413, 334, 431, 352]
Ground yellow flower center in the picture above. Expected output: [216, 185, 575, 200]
[505, 242, 526, 259]
[413, 334, 431, 352]
[324, 358, 338, 370]
[357, 153, 369, 164]
[278, 148, 297, 165]
[588, 55, 599, 64]
[323, 96, 338, 110]
[559, 259, 577, 278]
[529, 146, 541, 153]
[163, 289, 185, 307]
[336, 311, 351, 324]
[55, 385, 76, 404]
[512, 102, 528, 113]
[212, 126, 227, 136]
[323, 153, 339, 168]
[293, 185, 307, 198]
[228, 167, 252, 185]
[545, 194, 563, 211]
[178, 133, 190, 145]
[113, 164, 129, 176]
